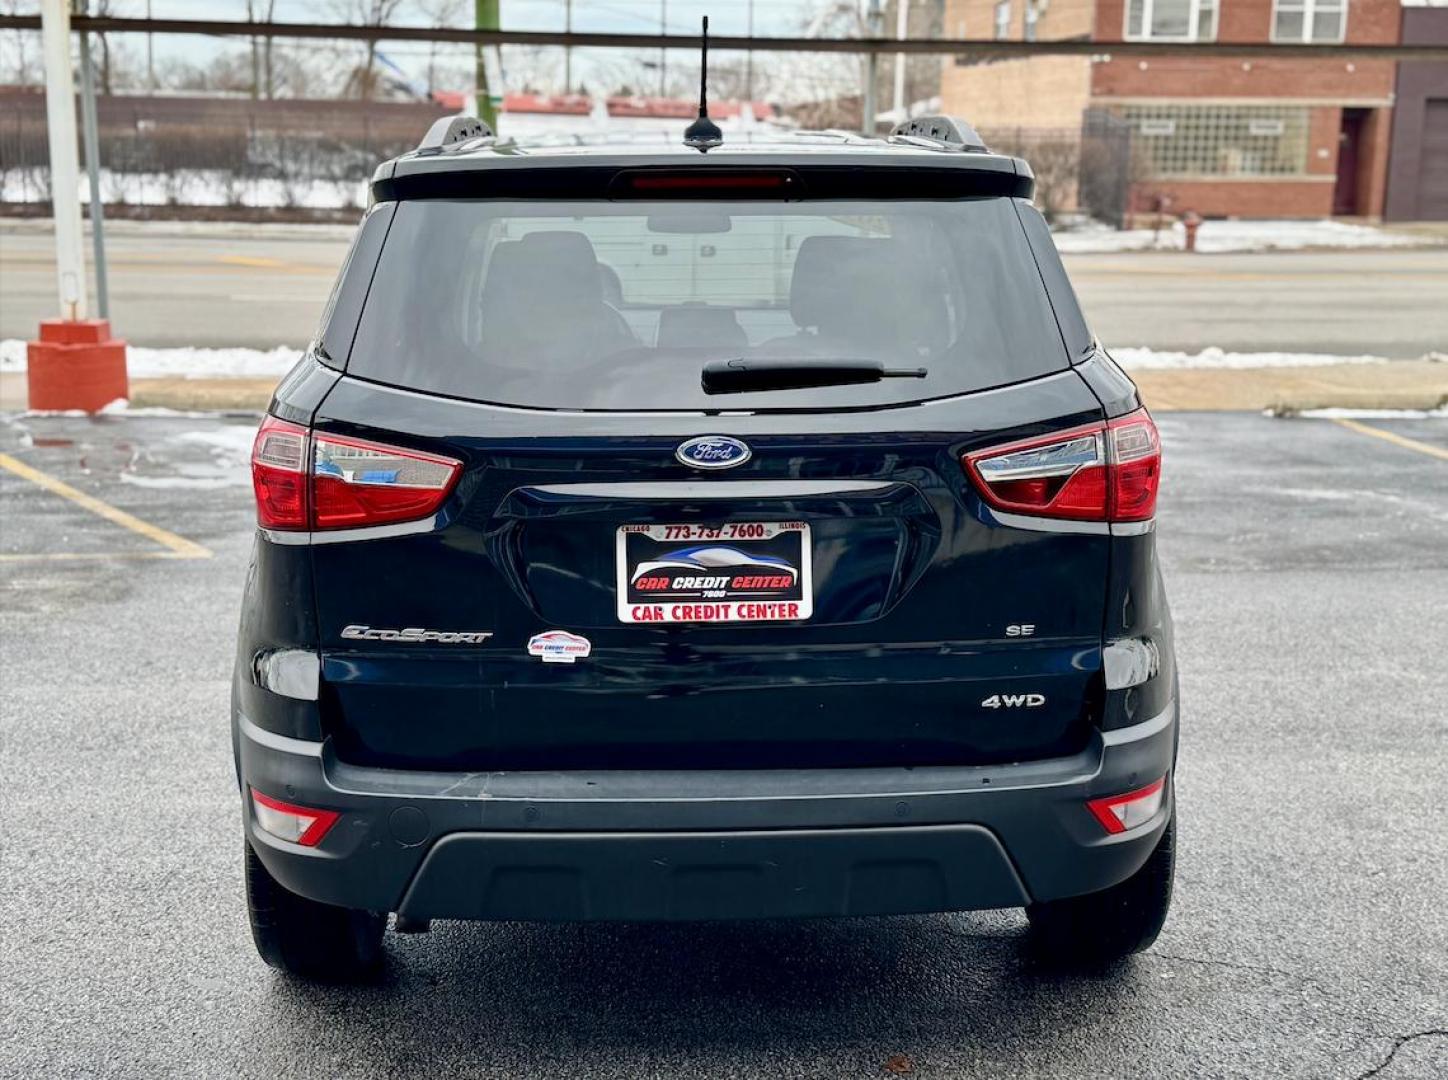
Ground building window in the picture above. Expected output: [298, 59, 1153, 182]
[1024, 4, 1039, 42]
[1125, 0, 1218, 42]
[994, 1, 1011, 40]
[1272, 0, 1347, 44]
[1123, 104, 1311, 177]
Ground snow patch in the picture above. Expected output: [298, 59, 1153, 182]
[1053, 219, 1435, 255]
[119, 422, 259, 489]
[2, 340, 301, 379]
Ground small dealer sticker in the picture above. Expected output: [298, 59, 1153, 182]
[527, 630, 592, 663]
[616, 521, 812, 624]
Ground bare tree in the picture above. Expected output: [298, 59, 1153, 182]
[329, 0, 407, 101]
[416, 0, 466, 97]
[0, 0, 41, 86]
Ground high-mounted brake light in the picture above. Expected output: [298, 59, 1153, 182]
[613, 169, 801, 198]
[963, 408, 1161, 523]
[250, 788, 340, 847]
[250, 417, 461, 531]
[1086, 777, 1166, 835]
[629, 173, 788, 191]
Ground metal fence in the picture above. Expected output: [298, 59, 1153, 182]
[983, 114, 1136, 228]
[0, 89, 447, 218]
[0, 89, 1138, 226]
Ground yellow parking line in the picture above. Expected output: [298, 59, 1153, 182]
[0, 452, 212, 559]
[1333, 419, 1448, 461]
[218, 255, 287, 268]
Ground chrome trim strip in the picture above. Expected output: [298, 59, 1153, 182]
[309, 518, 438, 545]
[261, 518, 440, 546]
[260, 528, 311, 546]
[1110, 519, 1157, 536]
[531, 480, 896, 499]
[238, 714, 324, 758]
[985, 508, 1111, 536]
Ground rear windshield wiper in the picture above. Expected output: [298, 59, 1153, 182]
[702, 358, 927, 395]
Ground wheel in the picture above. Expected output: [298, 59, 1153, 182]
[245, 841, 386, 981]
[1025, 812, 1175, 967]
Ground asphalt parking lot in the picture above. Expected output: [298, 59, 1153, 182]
[1, 410, 1445, 1079]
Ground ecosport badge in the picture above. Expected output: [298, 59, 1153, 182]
[341, 625, 492, 644]
[676, 435, 751, 470]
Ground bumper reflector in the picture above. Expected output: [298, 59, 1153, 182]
[1086, 777, 1166, 835]
[250, 788, 340, 847]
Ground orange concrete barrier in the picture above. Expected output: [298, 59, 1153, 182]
[26, 319, 129, 412]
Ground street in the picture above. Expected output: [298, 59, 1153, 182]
[3, 221, 1448, 358]
[1, 409, 1445, 1078]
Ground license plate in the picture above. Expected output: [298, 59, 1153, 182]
[616, 522, 813, 624]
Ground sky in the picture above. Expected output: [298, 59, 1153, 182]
[6, 0, 851, 98]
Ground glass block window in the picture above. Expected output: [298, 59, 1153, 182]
[1126, 0, 1218, 42]
[1123, 105, 1312, 177]
[1272, 0, 1347, 44]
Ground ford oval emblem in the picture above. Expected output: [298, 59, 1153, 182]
[676, 435, 751, 470]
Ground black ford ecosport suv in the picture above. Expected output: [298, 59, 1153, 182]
[236, 113, 1177, 980]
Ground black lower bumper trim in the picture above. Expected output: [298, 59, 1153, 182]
[396, 825, 1028, 922]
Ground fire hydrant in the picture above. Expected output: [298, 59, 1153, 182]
[1182, 211, 1203, 253]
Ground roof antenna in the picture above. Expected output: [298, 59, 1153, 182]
[683, 16, 724, 152]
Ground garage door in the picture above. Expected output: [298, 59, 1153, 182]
[1419, 99, 1448, 220]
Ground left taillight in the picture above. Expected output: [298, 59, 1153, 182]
[250, 416, 461, 531]
[963, 407, 1162, 523]
[250, 788, 340, 847]
[251, 416, 309, 529]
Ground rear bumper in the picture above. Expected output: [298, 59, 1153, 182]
[234, 699, 1177, 921]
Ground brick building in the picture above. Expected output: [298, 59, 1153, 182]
[941, 0, 1409, 219]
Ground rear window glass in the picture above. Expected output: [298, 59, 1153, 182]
[347, 197, 1069, 410]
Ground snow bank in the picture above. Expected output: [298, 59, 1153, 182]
[1053, 219, 1434, 255]
[4, 340, 1430, 383]
[1110, 347, 1391, 370]
[1, 340, 301, 379]
[2, 168, 368, 211]
[1291, 406, 1448, 419]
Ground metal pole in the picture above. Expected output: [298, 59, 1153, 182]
[892, 0, 908, 121]
[146, 0, 154, 90]
[563, 0, 571, 93]
[862, 0, 882, 135]
[745, 0, 754, 100]
[475, 0, 498, 128]
[40, 0, 86, 320]
[659, 0, 667, 97]
[79, 25, 108, 318]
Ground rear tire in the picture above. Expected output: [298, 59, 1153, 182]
[1025, 813, 1175, 967]
[245, 841, 386, 982]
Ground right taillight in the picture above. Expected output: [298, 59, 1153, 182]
[963, 408, 1161, 523]
[250, 416, 461, 532]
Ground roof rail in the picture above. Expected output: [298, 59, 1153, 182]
[417, 114, 494, 154]
[889, 115, 988, 153]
